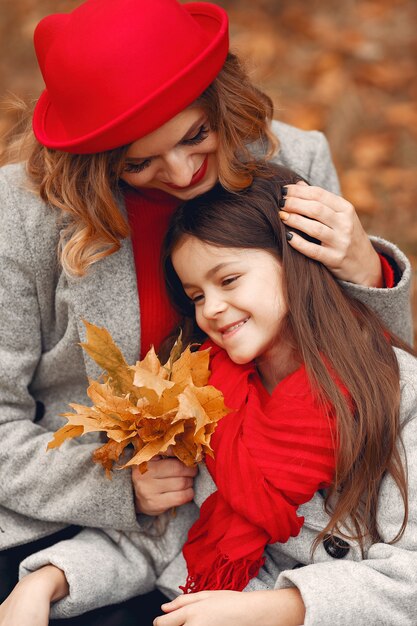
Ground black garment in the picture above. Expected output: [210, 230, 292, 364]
[0, 528, 169, 625]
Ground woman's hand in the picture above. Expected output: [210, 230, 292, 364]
[132, 456, 197, 516]
[280, 182, 383, 287]
[153, 589, 305, 626]
[0, 565, 69, 626]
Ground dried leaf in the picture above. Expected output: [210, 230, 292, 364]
[48, 323, 230, 476]
[173, 422, 201, 466]
[47, 424, 84, 449]
[122, 421, 186, 471]
[131, 363, 175, 398]
[93, 439, 133, 479]
[164, 330, 184, 370]
[171, 345, 211, 387]
[80, 320, 137, 398]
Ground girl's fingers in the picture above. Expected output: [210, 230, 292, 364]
[153, 608, 185, 626]
[154, 593, 209, 626]
[161, 592, 209, 612]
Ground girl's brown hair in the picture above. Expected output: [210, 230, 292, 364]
[162, 163, 415, 550]
[2, 53, 277, 277]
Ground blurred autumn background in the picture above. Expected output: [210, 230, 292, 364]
[0, 0, 416, 343]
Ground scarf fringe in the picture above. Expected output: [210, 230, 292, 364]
[180, 553, 265, 594]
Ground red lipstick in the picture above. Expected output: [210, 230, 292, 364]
[165, 156, 208, 190]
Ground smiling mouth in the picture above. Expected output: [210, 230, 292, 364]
[220, 318, 249, 336]
[164, 156, 208, 190]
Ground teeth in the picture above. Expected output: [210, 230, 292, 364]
[224, 319, 247, 333]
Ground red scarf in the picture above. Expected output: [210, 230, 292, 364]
[181, 341, 338, 593]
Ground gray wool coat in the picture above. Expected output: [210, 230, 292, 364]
[0, 120, 413, 613]
[20, 348, 417, 626]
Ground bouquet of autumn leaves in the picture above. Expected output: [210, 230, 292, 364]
[48, 321, 230, 476]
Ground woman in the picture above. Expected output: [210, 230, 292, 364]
[0, 0, 412, 621]
[5, 166, 416, 626]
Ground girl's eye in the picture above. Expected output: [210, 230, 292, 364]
[222, 276, 239, 287]
[189, 293, 204, 304]
[182, 124, 210, 146]
[123, 159, 152, 174]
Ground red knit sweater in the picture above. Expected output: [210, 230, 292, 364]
[125, 187, 181, 357]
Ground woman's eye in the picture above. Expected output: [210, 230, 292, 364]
[123, 159, 152, 174]
[182, 124, 210, 146]
[222, 276, 239, 287]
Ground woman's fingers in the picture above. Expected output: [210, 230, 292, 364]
[287, 182, 355, 213]
[279, 207, 333, 244]
[284, 230, 341, 266]
[280, 183, 383, 286]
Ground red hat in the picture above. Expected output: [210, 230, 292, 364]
[32, 0, 228, 154]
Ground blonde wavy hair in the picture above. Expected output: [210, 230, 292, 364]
[2, 53, 278, 277]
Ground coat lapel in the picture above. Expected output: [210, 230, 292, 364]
[68, 235, 141, 380]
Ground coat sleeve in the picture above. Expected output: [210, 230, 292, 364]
[18, 502, 199, 618]
[0, 167, 140, 536]
[340, 237, 413, 345]
[276, 351, 417, 626]
[269, 121, 413, 345]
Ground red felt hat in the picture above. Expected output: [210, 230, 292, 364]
[32, 0, 228, 154]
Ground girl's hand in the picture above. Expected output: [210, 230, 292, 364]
[153, 589, 305, 626]
[0, 566, 68, 626]
[132, 456, 197, 516]
[280, 182, 383, 287]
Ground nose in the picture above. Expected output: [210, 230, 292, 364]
[202, 292, 227, 320]
[163, 149, 195, 187]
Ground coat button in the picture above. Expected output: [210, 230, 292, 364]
[323, 534, 350, 559]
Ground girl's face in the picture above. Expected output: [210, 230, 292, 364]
[172, 235, 288, 365]
[120, 107, 219, 200]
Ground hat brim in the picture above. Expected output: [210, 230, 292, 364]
[33, 2, 229, 154]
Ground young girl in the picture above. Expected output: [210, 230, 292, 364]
[3, 165, 416, 626]
[0, 0, 413, 621]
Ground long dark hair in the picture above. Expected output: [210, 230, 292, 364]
[162, 163, 414, 549]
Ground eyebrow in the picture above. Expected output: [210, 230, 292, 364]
[181, 262, 238, 290]
[124, 114, 207, 163]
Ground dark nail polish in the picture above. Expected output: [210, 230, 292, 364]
[286, 231, 293, 241]
[281, 186, 288, 196]
[279, 198, 286, 208]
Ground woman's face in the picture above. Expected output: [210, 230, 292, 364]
[120, 107, 219, 200]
